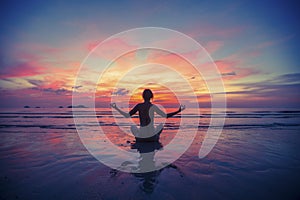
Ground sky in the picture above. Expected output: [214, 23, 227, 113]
[0, 0, 299, 108]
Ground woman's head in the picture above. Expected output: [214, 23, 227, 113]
[142, 89, 153, 101]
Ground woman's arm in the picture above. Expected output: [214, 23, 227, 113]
[110, 103, 139, 118]
[154, 105, 185, 118]
[166, 105, 185, 118]
[110, 103, 130, 118]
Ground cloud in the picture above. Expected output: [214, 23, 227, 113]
[203, 41, 224, 54]
[188, 25, 245, 39]
[256, 34, 295, 49]
[231, 73, 300, 94]
[72, 85, 83, 89]
[274, 73, 300, 84]
[0, 87, 74, 108]
[27, 79, 44, 87]
[214, 60, 260, 79]
[85, 38, 138, 59]
[31, 87, 71, 95]
[111, 88, 129, 96]
[15, 43, 63, 55]
[238, 73, 300, 91]
[221, 71, 236, 76]
[0, 61, 44, 79]
[224, 73, 300, 107]
[86, 40, 102, 52]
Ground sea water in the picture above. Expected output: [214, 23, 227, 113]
[0, 108, 299, 199]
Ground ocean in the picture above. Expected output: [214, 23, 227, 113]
[0, 108, 300, 200]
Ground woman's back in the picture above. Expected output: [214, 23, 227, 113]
[130, 102, 155, 127]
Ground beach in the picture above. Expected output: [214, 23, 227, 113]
[0, 108, 300, 200]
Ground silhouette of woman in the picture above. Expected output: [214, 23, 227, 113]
[110, 89, 185, 142]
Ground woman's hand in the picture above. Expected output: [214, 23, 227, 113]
[110, 103, 117, 109]
[179, 104, 186, 111]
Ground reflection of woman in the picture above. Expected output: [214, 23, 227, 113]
[114, 141, 182, 193]
[133, 142, 183, 193]
[131, 142, 163, 193]
[110, 89, 185, 142]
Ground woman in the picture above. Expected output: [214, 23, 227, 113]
[110, 89, 185, 142]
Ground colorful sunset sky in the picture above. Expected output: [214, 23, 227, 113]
[1, 0, 299, 108]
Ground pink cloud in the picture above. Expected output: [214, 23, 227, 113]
[85, 38, 138, 57]
[0, 61, 44, 79]
[0, 41, 75, 79]
[86, 41, 100, 52]
[214, 59, 260, 80]
[203, 41, 224, 54]
[0, 58, 79, 82]
[0, 41, 83, 93]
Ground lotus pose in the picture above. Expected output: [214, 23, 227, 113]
[110, 89, 185, 142]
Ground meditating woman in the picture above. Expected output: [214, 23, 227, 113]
[110, 89, 185, 142]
